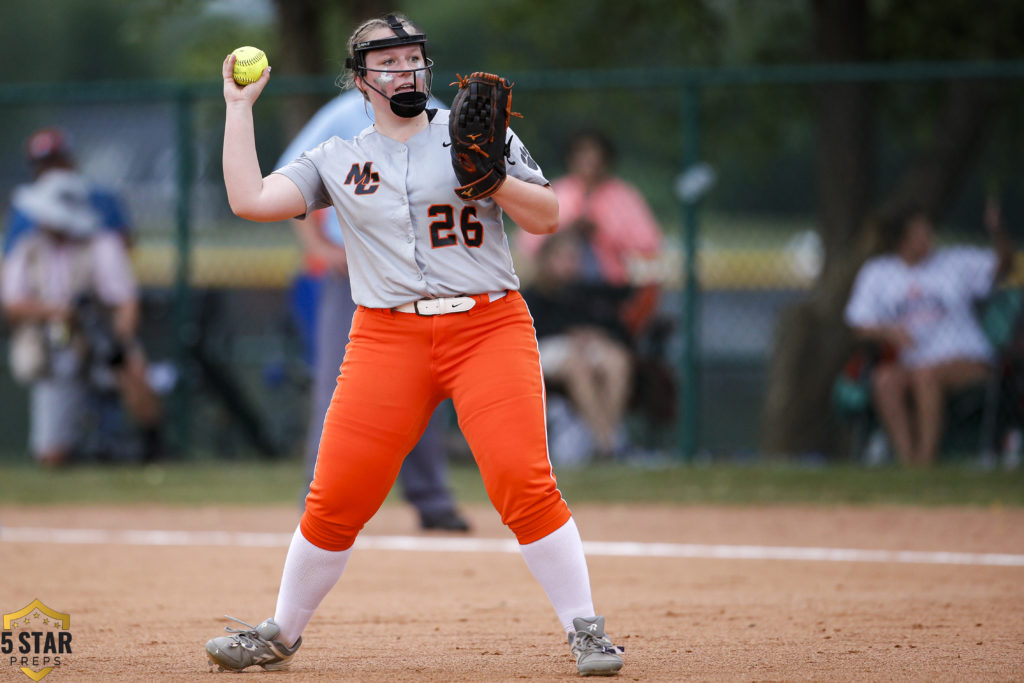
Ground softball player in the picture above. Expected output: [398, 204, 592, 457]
[206, 14, 623, 677]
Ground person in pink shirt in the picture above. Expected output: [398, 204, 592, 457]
[517, 128, 663, 287]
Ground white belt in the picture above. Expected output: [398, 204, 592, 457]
[394, 291, 506, 315]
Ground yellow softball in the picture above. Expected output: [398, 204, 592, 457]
[232, 46, 268, 85]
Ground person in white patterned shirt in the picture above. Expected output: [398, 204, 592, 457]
[845, 199, 1014, 465]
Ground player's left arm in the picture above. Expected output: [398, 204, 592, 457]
[492, 177, 558, 235]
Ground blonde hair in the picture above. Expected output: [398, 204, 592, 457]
[337, 14, 422, 92]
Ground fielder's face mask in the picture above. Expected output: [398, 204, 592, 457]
[345, 15, 433, 118]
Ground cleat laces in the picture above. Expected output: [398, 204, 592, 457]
[220, 616, 274, 651]
[574, 629, 625, 657]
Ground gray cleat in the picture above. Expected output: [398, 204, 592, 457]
[568, 616, 624, 676]
[206, 616, 301, 672]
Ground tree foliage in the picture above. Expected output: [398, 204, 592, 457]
[0, 0, 278, 82]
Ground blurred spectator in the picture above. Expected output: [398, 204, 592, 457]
[277, 89, 469, 531]
[517, 128, 670, 463]
[4, 128, 132, 255]
[844, 199, 1014, 466]
[2, 159, 162, 466]
[517, 127, 664, 289]
[523, 230, 636, 464]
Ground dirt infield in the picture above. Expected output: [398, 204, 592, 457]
[2, 503, 1023, 681]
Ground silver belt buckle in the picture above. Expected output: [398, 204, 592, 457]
[414, 296, 475, 316]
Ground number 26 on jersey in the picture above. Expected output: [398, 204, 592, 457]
[428, 205, 483, 249]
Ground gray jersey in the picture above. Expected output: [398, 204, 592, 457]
[274, 108, 548, 309]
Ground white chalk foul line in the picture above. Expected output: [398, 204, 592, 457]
[2, 526, 1023, 567]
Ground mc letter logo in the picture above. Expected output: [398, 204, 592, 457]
[344, 162, 381, 195]
[3, 600, 72, 681]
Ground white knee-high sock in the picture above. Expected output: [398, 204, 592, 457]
[519, 517, 595, 633]
[273, 525, 351, 647]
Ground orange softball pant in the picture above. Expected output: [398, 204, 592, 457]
[300, 290, 572, 551]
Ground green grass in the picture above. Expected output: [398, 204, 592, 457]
[0, 461, 1021, 507]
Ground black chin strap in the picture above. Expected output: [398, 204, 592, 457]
[359, 75, 430, 118]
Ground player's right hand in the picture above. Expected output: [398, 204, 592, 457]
[222, 54, 270, 106]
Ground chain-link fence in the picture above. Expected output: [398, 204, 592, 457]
[1, 63, 1022, 464]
